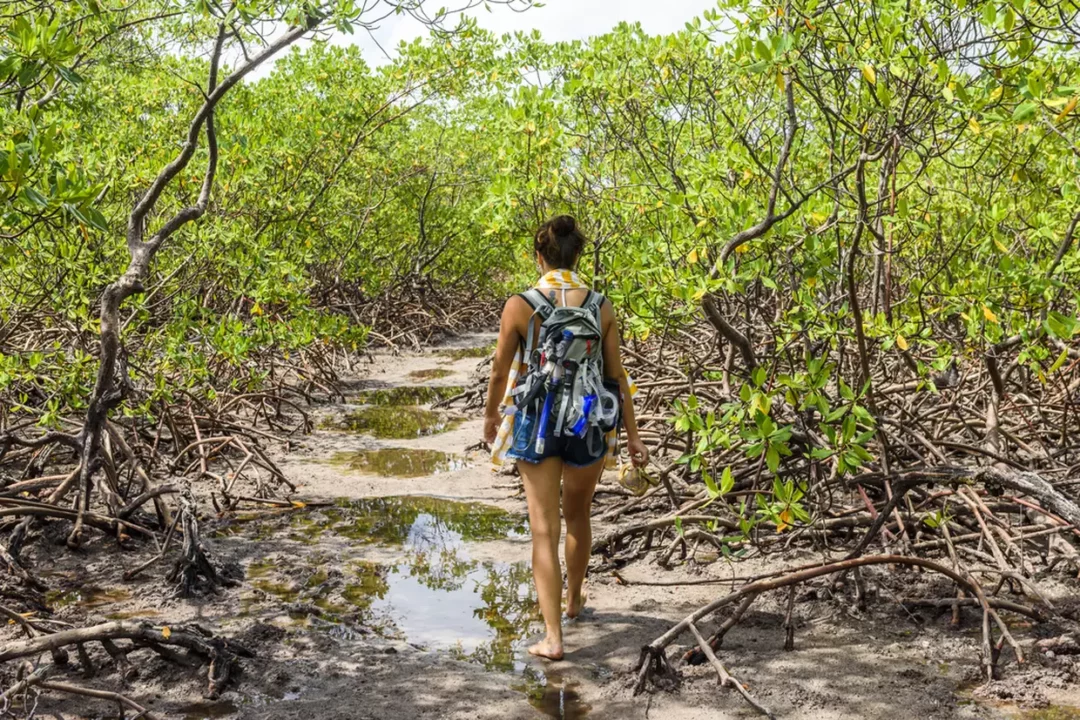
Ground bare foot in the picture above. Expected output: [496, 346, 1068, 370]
[566, 588, 587, 619]
[528, 637, 564, 661]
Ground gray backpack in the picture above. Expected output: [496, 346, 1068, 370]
[504, 289, 620, 455]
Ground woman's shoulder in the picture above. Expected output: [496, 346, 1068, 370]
[502, 293, 534, 318]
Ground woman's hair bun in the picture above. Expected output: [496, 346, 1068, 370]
[551, 215, 576, 235]
[534, 214, 587, 270]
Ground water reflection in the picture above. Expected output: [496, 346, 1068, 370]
[237, 496, 537, 672]
[515, 667, 592, 719]
[352, 385, 464, 406]
[323, 406, 460, 439]
[331, 448, 467, 478]
[435, 343, 496, 361]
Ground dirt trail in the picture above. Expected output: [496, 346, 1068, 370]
[21, 336, 1080, 720]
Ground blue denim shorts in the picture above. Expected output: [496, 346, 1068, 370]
[505, 406, 607, 468]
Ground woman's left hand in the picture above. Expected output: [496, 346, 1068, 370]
[627, 436, 650, 468]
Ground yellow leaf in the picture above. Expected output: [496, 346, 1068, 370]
[687, 249, 699, 264]
[861, 64, 876, 86]
[805, 277, 817, 288]
[776, 69, 785, 92]
[989, 86, 1003, 101]
[896, 334, 909, 351]
[692, 288, 706, 301]
[1056, 96, 1078, 124]
[162, 627, 171, 639]
[251, 303, 263, 317]
[655, 200, 664, 208]
[994, 238, 1009, 254]
[640, 328, 650, 342]
[960, 312, 971, 322]
[735, 244, 749, 254]
[982, 305, 999, 324]
[696, 219, 708, 228]
[292, 501, 307, 508]
[968, 116, 981, 134]
[777, 509, 793, 532]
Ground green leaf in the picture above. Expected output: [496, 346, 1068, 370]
[1012, 102, 1039, 122]
[766, 445, 780, 473]
[703, 469, 720, 498]
[21, 187, 48, 208]
[720, 466, 734, 495]
[1049, 348, 1069, 375]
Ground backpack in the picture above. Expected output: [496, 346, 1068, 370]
[504, 288, 621, 456]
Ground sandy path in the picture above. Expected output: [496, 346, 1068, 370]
[20, 335, 1075, 720]
[248, 337, 1026, 720]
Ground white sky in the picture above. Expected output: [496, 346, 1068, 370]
[250, 0, 719, 78]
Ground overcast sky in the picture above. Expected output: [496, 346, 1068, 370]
[250, 0, 719, 78]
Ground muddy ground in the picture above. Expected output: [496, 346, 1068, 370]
[11, 335, 1080, 720]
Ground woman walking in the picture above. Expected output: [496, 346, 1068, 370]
[484, 215, 649, 660]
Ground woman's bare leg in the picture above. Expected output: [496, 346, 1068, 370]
[562, 459, 604, 619]
[518, 457, 564, 660]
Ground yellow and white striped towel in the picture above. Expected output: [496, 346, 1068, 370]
[490, 270, 638, 470]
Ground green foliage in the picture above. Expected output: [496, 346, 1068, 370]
[2, 0, 1079, 528]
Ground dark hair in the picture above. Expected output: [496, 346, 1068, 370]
[534, 215, 587, 269]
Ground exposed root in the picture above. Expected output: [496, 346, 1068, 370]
[166, 486, 234, 598]
[634, 555, 1052, 694]
[0, 619, 254, 699]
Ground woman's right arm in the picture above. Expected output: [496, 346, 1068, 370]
[484, 297, 524, 443]
[600, 300, 649, 467]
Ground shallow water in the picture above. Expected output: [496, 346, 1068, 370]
[352, 385, 464, 406]
[46, 586, 131, 610]
[178, 700, 239, 720]
[436, 343, 495, 361]
[331, 448, 467, 478]
[324, 406, 459, 438]
[515, 667, 592, 719]
[408, 368, 454, 381]
[238, 496, 537, 672]
[1019, 708, 1080, 720]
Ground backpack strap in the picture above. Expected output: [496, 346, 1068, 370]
[582, 291, 605, 325]
[518, 288, 555, 374]
[519, 288, 553, 314]
[582, 291, 607, 376]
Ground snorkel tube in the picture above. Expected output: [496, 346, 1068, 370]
[534, 330, 574, 454]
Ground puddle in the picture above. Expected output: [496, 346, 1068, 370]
[177, 700, 239, 719]
[408, 368, 454, 381]
[105, 609, 161, 620]
[323, 406, 460, 438]
[436, 344, 495, 361]
[47, 586, 132, 610]
[331, 448, 467, 477]
[1018, 709, 1080, 720]
[353, 385, 464, 406]
[235, 496, 537, 672]
[282, 496, 528, 546]
[515, 668, 592, 719]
